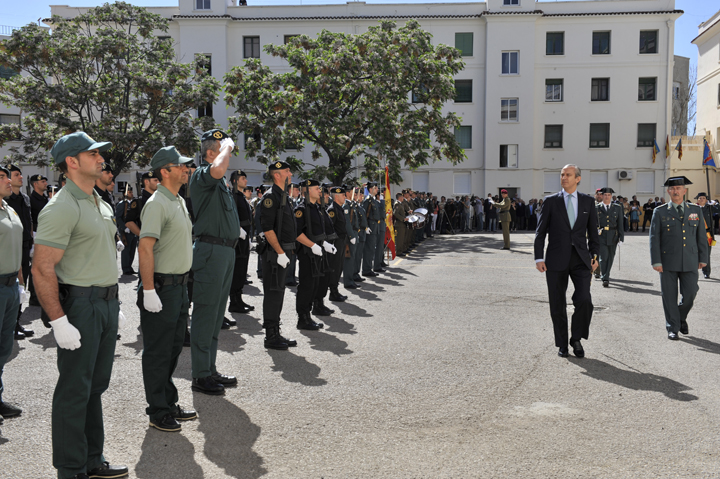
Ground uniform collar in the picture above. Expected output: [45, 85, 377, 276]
[157, 184, 177, 201]
[64, 178, 95, 200]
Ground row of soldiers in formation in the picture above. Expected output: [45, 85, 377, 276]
[0, 128, 440, 479]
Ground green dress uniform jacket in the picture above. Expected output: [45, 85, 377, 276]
[699, 203, 715, 277]
[496, 198, 512, 248]
[596, 202, 624, 282]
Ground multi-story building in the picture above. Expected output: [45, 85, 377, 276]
[694, 9, 720, 163]
[671, 54, 689, 136]
[12, 0, 683, 199]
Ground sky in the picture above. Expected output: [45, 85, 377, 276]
[2, 0, 718, 62]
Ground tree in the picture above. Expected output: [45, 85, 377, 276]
[672, 63, 696, 137]
[0, 2, 220, 174]
[224, 20, 466, 185]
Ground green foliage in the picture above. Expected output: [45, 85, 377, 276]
[0, 2, 220, 174]
[224, 19, 466, 185]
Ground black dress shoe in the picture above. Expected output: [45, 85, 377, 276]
[149, 414, 181, 432]
[210, 372, 237, 386]
[221, 318, 233, 330]
[602, 281, 609, 287]
[680, 322, 689, 335]
[373, 268, 386, 273]
[225, 317, 237, 326]
[191, 377, 225, 395]
[285, 280, 298, 287]
[570, 340, 585, 358]
[558, 347, 569, 358]
[668, 332, 680, 340]
[328, 292, 346, 302]
[16, 324, 34, 337]
[244, 279, 253, 285]
[13, 329, 25, 340]
[183, 328, 191, 347]
[344, 284, 358, 289]
[87, 461, 129, 478]
[0, 401, 22, 418]
[171, 405, 197, 421]
[228, 303, 252, 314]
[353, 276, 365, 282]
[362, 271, 378, 277]
[381, 261, 388, 267]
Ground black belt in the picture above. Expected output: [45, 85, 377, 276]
[308, 234, 326, 243]
[281, 243, 296, 252]
[197, 235, 238, 249]
[327, 233, 338, 241]
[239, 220, 252, 228]
[154, 272, 190, 287]
[0, 273, 18, 287]
[61, 284, 118, 301]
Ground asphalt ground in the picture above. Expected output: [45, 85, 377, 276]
[2, 231, 720, 478]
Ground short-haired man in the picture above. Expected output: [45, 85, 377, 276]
[650, 177, 708, 340]
[596, 187, 624, 287]
[33, 132, 128, 479]
[116, 186, 137, 275]
[125, 171, 159, 238]
[94, 163, 115, 207]
[138, 146, 197, 432]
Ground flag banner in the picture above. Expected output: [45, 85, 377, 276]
[703, 138, 716, 169]
[675, 138, 683, 161]
[665, 135, 670, 159]
[652, 139, 660, 163]
[384, 166, 396, 259]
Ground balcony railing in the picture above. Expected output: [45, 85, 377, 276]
[0, 25, 19, 36]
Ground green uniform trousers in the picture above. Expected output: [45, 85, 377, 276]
[190, 241, 234, 379]
[0, 275, 20, 403]
[362, 232, 376, 274]
[343, 240, 357, 286]
[702, 245, 712, 277]
[599, 243, 618, 282]
[659, 270, 699, 333]
[375, 224, 386, 267]
[354, 234, 365, 276]
[501, 221, 510, 248]
[394, 223, 405, 254]
[52, 291, 118, 479]
[140, 281, 189, 423]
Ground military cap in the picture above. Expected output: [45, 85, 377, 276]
[6, 164, 21, 174]
[300, 179, 320, 187]
[100, 163, 113, 173]
[366, 182, 378, 188]
[201, 129, 230, 142]
[500, 189, 508, 194]
[51, 132, 112, 165]
[243, 186, 253, 192]
[268, 160, 291, 171]
[141, 171, 155, 181]
[124, 186, 133, 193]
[0, 165, 9, 177]
[330, 186, 345, 194]
[695, 192, 708, 199]
[664, 176, 692, 187]
[30, 174, 48, 183]
[255, 185, 268, 194]
[289, 182, 300, 189]
[600, 187, 615, 194]
[595, 188, 603, 193]
[188, 162, 197, 169]
[150, 146, 193, 170]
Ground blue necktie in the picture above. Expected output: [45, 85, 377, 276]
[567, 195, 575, 228]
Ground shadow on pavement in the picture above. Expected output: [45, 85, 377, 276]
[572, 357, 698, 402]
[267, 349, 327, 386]
[334, 301, 371, 318]
[609, 279, 655, 287]
[299, 330, 353, 356]
[681, 336, 720, 355]
[27, 329, 56, 352]
[608, 283, 661, 296]
[195, 396, 267, 479]
[135, 427, 203, 479]
[321, 315, 357, 335]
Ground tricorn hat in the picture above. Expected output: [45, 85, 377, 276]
[664, 176, 692, 187]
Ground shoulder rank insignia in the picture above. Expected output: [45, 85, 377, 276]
[130, 201, 137, 209]
[295, 210, 303, 218]
[263, 198, 274, 208]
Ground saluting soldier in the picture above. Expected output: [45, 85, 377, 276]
[344, 189, 361, 288]
[33, 132, 128, 479]
[259, 161, 298, 349]
[137, 146, 197, 433]
[228, 170, 255, 314]
[694, 192, 715, 278]
[496, 189, 512, 250]
[649, 176, 708, 340]
[0, 164, 25, 423]
[596, 187, 624, 287]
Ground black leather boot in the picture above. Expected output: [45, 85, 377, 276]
[264, 326, 289, 350]
[277, 324, 297, 347]
[328, 289, 347, 302]
[297, 312, 323, 331]
[312, 300, 333, 316]
[228, 294, 254, 313]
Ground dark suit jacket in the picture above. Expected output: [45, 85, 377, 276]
[534, 191, 599, 271]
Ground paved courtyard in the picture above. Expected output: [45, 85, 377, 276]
[2, 231, 720, 478]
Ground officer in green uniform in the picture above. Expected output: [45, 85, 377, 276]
[496, 189, 512, 249]
[393, 193, 407, 256]
[0, 165, 25, 424]
[596, 187, 624, 287]
[33, 132, 128, 479]
[694, 192, 714, 278]
[649, 176, 708, 340]
[374, 187, 388, 272]
[137, 146, 197, 432]
[188, 129, 240, 395]
[353, 190, 368, 282]
[343, 189, 360, 288]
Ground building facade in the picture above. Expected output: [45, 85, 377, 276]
[4, 0, 682, 200]
[694, 9, 720, 166]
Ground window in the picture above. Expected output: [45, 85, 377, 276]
[673, 82, 681, 100]
[454, 80, 472, 103]
[500, 145, 518, 168]
[455, 126, 472, 149]
[544, 125, 563, 148]
[245, 129, 261, 149]
[638, 77, 656, 101]
[284, 35, 299, 44]
[544, 172, 561, 193]
[0, 65, 19, 80]
[157, 36, 171, 42]
[637, 123, 656, 147]
[639, 30, 658, 54]
[195, 0, 210, 10]
[545, 79, 563, 102]
[637, 171, 654, 193]
[455, 33, 473, 57]
[503, 0, 519, 4]
[412, 84, 428, 103]
[589, 123, 610, 148]
[591, 78, 609, 101]
[502, 51, 519, 75]
[546, 32, 564, 55]
[197, 102, 213, 118]
[454, 173, 471, 194]
[244, 36, 260, 59]
[0, 114, 20, 125]
[592, 31, 610, 55]
[500, 98, 518, 122]
[413, 172, 429, 193]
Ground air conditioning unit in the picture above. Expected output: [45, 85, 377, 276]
[618, 170, 633, 180]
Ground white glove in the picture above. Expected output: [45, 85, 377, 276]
[618, 240, 623, 245]
[29, 244, 34, 258]
[51, 316, 82, 350]
[311, 243, 323, 256]
[322, 241, 334, 253]
[18, 285, 27, 303]
[116, 240, 125, 252]
[366, 227, 372, 234]
[220, 137, 235, 151]
[118, 309, 127, 328]
[124, 227, 130, 234]
[143, 289, 163, 313]
[277, 253, 290, 268]
[240, 227, 247, 240]
[350, 237, 356, 245]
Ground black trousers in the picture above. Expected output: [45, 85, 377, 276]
[229, 239, 250, 302]
[262, 252, 288, 328]
[316, 239, 344, 299]
[296, 250, 320, 314]
[545, 248, 593, 347]
[19, 240, 31, 319]
[641, 215, 651, 231]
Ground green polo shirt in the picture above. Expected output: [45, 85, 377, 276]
[35, 178, 118, 287]
[0, 200, 24, 275]
[139, 184, 193, 274]
[188, 163, 240, 240]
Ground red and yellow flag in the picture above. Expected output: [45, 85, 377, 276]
[384, 166, 396, 259]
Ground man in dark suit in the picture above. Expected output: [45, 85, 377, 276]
[535, 165, 599, 358]
[694, 192, 715, 278]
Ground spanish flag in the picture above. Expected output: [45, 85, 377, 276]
[665, 135, 670, 159]
[675, 138, 683, 160]
[384, 166, 396, 259]
[652, 139, 660, 163]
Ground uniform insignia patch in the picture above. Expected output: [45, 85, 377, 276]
[275, 161, 282, 168]
[213, 131, 223, 139]
[295, 210, 302, 218]
[263, 198, 274, 208]
[131, 201, 137, 209]
[329, 211, 335, 218]
[344, 209, 348, 214]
